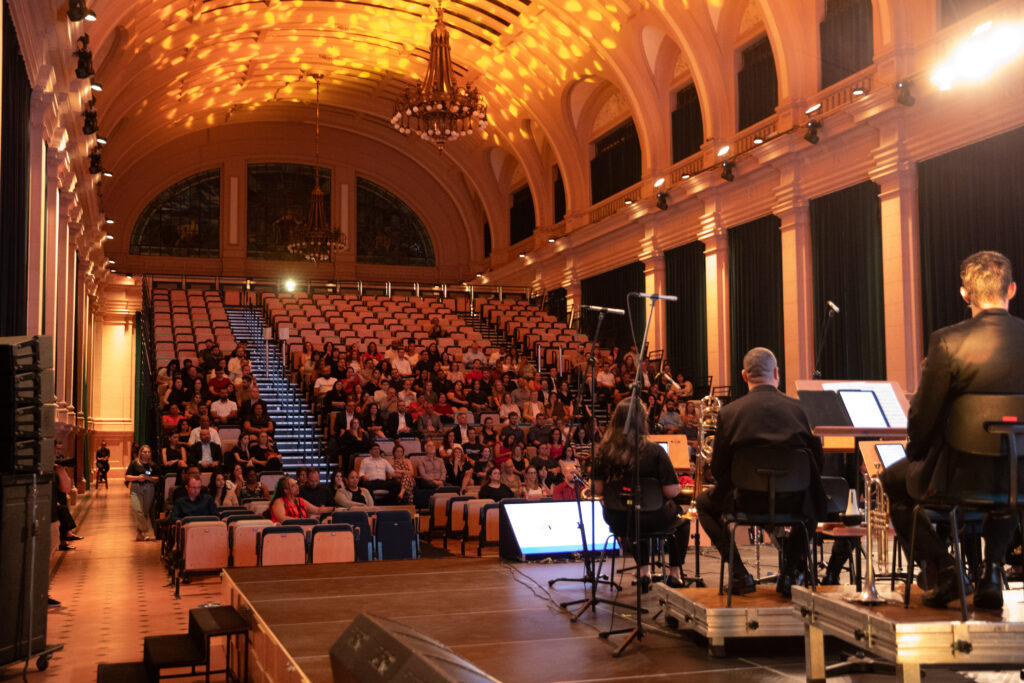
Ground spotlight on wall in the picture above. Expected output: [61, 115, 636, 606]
[896, 81, 915, 107]
[105, 217, 115, 224]
[717, 145, 731, 157]
[105, 233, 114, 240]
[681, 173, 691, 179]
[753, 135, 765, 145]
[720, 160, 735, 182]
[284, 278, 296, 292]
[67, 0, 96, 21]
[90, 80, 102, 92]
[95, 134, 107, 145]
[852, 86, 868, 96]
[547, 237, 555, 243]
[102, 168, 113, 178]
[73, 34, 94, 79]
[656, 192, 669, 211]
[623, 198, 634, 206]
[805, 103, 822, 115]
[653, 177, 666, 189]
[804, 119, 822, 144]
[518, 253, 526, 258]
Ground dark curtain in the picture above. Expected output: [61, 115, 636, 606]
[1, 2, 31, 336]
[737, 36, 779, 130]
[553, 166, 566, 224]
[940, 0, 997, 28]
[590, 119, 641, 203]
[509, 185, 536, 245]
[810, 181, 886, 380]
[729, 215, 784, 394]
[665, 241, 708, 384]
[819, 0, 874, 89]
[919, 125, 1024, 344]
[545, 287, 567, 321]
[581, 261, 645, 352]
[671, 84, 704, 163]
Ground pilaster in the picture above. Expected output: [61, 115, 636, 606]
[773, 166, 814, 395]
[698, 201, 729, 391]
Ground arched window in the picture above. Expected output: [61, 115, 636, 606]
[356, 178, 434, 267]
[130, 169, 220, 257]
[247, 163, 331, 261]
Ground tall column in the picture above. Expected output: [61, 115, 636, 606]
[640, 252, 667, 356]
[698, 202, 729, 390]
[42, 149, 64, 381]
[25, 95, 52, 336]
[774, 170, 814, 395]
[54, 189, 74, 412]
[871, 118, 924, 393]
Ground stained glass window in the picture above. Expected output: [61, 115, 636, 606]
[356, 177, 434, 267]
[247, 163, 331, 261]
[130, 169, 220, 257]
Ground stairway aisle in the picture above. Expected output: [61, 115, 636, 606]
[225, 307, 321, 472]
[458, 310, 513, 352]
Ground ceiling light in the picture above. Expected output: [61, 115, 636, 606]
[623, 198, 634, 206]
[720, 161, 735, 182]
[656, 192, 669, 211]
[653, 177, 666, 188]
[753, 136, 764, 145]
[391, 5, 487, 150]
[896, 81, 915, 106]
[805, 103, 822, 115]
[105, 217, 114, 224]
[67, 0, 96, 22]
[90, 81, 102, 92]
[284, 279, 296, 292]
[73, 34, 94, 79]
[804, 119, 822, 144]
[717, 145, 730, 157]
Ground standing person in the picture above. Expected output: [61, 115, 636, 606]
[591, 401, 692, 591]
[882, 251, 1024, 610]
[695, 347, 825, 597]
[126, 445, 161, 541]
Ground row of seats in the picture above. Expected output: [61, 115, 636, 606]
[478, 298, 582, 357]
[152, 289, 236, 366]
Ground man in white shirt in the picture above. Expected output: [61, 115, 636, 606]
[452, 410, 472, 443]
[398, 378, 417, 404]
[209, 394, 238, 425]
[313, 367, 336, 397]
[359, 444, 401, 504]
[463, 343, 486, 368]
[188, 417, 222, 446]
[393, 350, 412, 377]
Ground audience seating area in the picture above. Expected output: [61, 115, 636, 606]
[153, 289, 236, 367]
[479, 298, 583, 359]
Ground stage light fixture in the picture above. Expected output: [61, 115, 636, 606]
[90, 81, 102, 92]
[547, 237, 555, 243]
[475, 273, 482, 278]
[105, 217, 114, 224]
[653, 177, 666, 188]
[804, 119, 822, 144]
[67, 0, 96, 22]
[852, 86, 868, 96]
[656, 192, 669, 211]
[88, 149, 103, 174]
[623, 198, 634, 206]
[74, 35, 94, 79]
[753, 135, 764, 145]
[102, 168, 113, 178]
[95, 134, 107, 145]
[104, 234, 114, 240]
[717, 145, 731, 157]
[518, 253, 526, 258]
[681, 173, 691, 180]
[720, 161, 735, 182]
[896, 81, 915, 107]
[805, 103, 822, 115]
[284, 279, 296, 292]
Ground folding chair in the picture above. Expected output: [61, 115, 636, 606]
[311, 524, 357, 564]
[258, 526, 307, 566]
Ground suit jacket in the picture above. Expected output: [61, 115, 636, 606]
[187, 441, 223, 467]
[907, 309, 1024, 499]
[709, 384, 826, 521]
[385, 411, 417, 439]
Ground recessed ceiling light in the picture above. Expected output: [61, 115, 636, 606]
[717, 145, 730, 157]
[653, 177, 666, 188]
[805, 103, 822, 114]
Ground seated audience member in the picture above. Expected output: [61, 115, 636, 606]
[244, 402, 275, 437]
[438, 429, 458, 460]
[386, 401, 417, 439]
[235, 374, 256, 406]
[162, 404, 186, 435]
[322, 380, 347, 415]
[228, 463, 244, 491]
[450, 410, 473, 443]
[509, 378, 531, 405]
[434, 393, 455, 423]
[331, 399, 360, 435]
[184, 398, 208, 429]
[334, 469, 374, 509]
[171, 475, 218, 522]
[362, 402, 387, 440]
[163, 377, 190, 413]
[462, 428, 483, 461]
[209, 470, 239, 508]
[463, 343, 486, 369]
[415, 400, 443, 439]
[446, 446, 474, 492]
[249, 432, 283, 471]
[188, 416, 221, 446]
[499, 392, 522, 423]
[299, 468, 335, 507]
[478, 466, 515, 501]
[208, 366, 233, 399]
[210, 391, 239, 426]
[466, 379, 490, 415]
[238, 385, 268, 422]
[270, 476, 334, 523]
[161, 433, 189, 474]
[391, 445, 416, 503]
[167, 465, 205, 507]
[336, 417, 372, 474]
[225, 433, 253, 472]
[416, 441, 447, 491]
[392, 348, 413, 377]
[500, 413, 526, 447]
[473, 446, 495, 483]
[526, 415, 552, 446]
[657, 398, 684, 434]
[522, 467, 550, 500]
[188, 427, 223, 471]
[237, 466, 269, 500]
[552, 464, 584, 501]
[313, 366, 337, 399]
[479, 417, 499, 446]
[359, 444, 402, 504]
[500, 460, 523, 496]
[521, 390, 545, 424]
[447, 382, 470, 411]
[549, 427, 566, 459]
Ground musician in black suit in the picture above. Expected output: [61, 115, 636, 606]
[695, 347, 825, 597]
[882, 250, 1024, 610]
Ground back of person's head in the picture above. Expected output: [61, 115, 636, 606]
[961, 250, 1013, 305]
[595, 400, 648, 480]
[742, 347, 777, 384]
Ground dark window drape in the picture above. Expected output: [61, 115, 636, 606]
[819, 0, 874, 89]
[509, 185, 536, 245]
[665, 241, 708, 384]
[729, 215, 784, 393]
[919, 125, 1024, 343]
[581, 261, 645, 352]
[810, 181, 886, 380]
[737, 36, 779, 130]
[545, 287, 567, 321]
[1, 1, 31, 336]
[247, 163, 327, 261]
[940, 0, 997, 28]
[671, 84, 704, 163]
[483, 221, 492, 258]
[553, 166, 566, 224]
[590, 119, 641, 203]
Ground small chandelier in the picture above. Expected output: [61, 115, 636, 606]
[391, 4, 488, 150]
[287, 74, 344, 262]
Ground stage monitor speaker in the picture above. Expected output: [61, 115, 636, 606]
[329, 613, 498, 683]
[0, 474, 52, 668]
[0, 336, 56, 474]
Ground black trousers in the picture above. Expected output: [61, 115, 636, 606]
[603, 502, 690, 567]
[365, 479, 400, 505]
[881, 458, 1018, 569]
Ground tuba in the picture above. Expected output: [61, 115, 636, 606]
[686, 394, 721, 516]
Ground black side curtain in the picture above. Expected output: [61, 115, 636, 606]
[483, 221, 491, 257]
[919, 125, 1024, 343]
[809, 181, 886, 380]
[819, 0, 874, 89]
[590, 119, 641, 203]
[729, 215, 784, 394]
[737, 36, 779, 130]
[553, 166, 566, 224]
[581, 261, 645, 352]
[671, 84, 703, 163]
[1, 1, 31, 336]
[665, 241, 708, 385]
[509, 185, 536, 245]
[545, 287, 567, 321]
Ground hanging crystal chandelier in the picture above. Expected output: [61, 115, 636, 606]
[391, 3, 488, 150]
[287, 74, 344, 262]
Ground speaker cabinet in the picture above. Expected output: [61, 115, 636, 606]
[0, 474, 51, 667]
[0, 336, 55, 475]
[330, 613, 498, 683]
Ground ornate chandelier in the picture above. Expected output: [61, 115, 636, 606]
[391, 4, 488, 150]
[287, 74, 344, 262]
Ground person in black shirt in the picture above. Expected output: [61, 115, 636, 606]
[299, 468, 335, 507]
[592, 400, 690, 591]
[477, 466, 515, 501]
[171, 475, 218, 522]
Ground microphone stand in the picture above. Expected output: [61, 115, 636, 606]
[811, 305, 838, 379]
[599, 296, 660, 657]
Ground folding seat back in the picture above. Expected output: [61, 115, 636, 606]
[231, 519, 274, 567]
[460, 499, 490, 555]
[428, 490, 460, 533]
[311, 524, 357, 564]
[331, 511, 373, 561]
[374, 510, 418, 560]
[281, 517, 319, 538]
[478, 503, 502, 555]
[181, 520, 229, 572]
[258, 526, 307, 566]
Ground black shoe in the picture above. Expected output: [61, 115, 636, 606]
[639, 576, 652, 594]
[730, 573, 756, 596]
[47, 596, 61, 607]
[58, 543, 76, 551]
[922, 566, 973, 608]
[65, 533, 84, 541]
[974, 562, 1004, 611]
[665, 575, 684, 589]
[820, 570, 841, 586]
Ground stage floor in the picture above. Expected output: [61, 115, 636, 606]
[223, 557, 821, 682]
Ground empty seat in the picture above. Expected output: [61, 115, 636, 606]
[331, 511, 373, 561]
[374, 510, 419, 560]
[311, 524, 357, 563]
[230, 519, 274, 567]
[174, 519, 228, 596]
[259, 526, 307, 566]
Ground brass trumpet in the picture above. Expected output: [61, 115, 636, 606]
[845, 472, 889, 604]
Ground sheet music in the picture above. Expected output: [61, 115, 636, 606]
[821, 381, 908, 429]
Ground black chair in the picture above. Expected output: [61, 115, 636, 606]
[602, 477, 686, 585]
[719, 446, 817, 606]
[904, 393, 1024, 621]
[332, 510, 373, 560]
[375, 510, 419, 559]
[142, 615, 206, 681]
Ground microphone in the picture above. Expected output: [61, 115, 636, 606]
[628, 292, 679, 302]
[827, 300, 840, 314]
[581, 304, 626, 316]
[571, 472, 588, 487]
